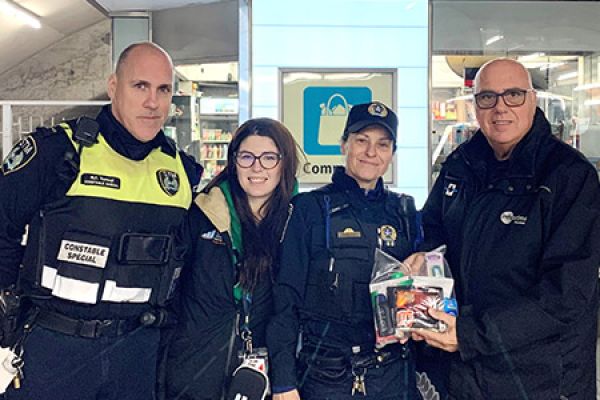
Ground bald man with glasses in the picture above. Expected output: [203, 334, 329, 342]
[416, 58, 600, 399]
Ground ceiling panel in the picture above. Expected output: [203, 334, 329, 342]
[92, 0, 223, 12]
[0, 0, 105, 75]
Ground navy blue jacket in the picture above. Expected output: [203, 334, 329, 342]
[267, 167, 419, 392]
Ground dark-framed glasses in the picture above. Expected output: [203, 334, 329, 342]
[474, 88, 535, 109]
[234, 151, 282, 170]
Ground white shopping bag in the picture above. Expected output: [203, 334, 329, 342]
[318, 93, 351, 146]
[0, 347, 18, 394]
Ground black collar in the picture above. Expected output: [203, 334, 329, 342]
[331, 166, 385, 201]
[96, 105, 176, 160]
[459, 107, 552, 180]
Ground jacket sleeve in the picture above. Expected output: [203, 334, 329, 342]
[420, 170, 448, 252]
[457, 162, 600, 361]
[266, 195, 315, 391]
[0, 130, 72, 288]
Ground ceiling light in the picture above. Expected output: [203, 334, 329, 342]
[518, 52, 545, 61]
[446, 95, 473, 103]
[539, 62, 566, 71]
[574, 82, 600, 91]
[0, 0, 41, 29]
[557, 71, 578, 81]
[536, 91, 572, 101]
[485, 35, 504, 46]
[584, 99, 600, 107]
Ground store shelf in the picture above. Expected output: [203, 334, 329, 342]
[202, 113, 237, 119]
[165, 94, 201, 153]
[198, 92, 239, 187]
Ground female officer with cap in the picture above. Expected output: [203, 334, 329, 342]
[267, 102, 421, 399]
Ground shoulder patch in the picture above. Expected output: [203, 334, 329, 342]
[2, 136, 37, 175]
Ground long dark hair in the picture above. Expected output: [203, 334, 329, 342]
[205, 118, 299, 291]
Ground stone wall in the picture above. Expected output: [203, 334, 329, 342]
[0, 19, 111, 137]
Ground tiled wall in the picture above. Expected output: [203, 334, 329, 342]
[0, 20, 111, 131]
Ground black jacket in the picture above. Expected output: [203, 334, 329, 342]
[267, 167, 419, 392]
[422, 108, 600, 399]
[0, 105, 200, 312]
[166, 186, 273, 400]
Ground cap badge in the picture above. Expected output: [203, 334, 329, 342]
[368, 102, 388, 118]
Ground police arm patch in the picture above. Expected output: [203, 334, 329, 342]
[2, 136, 37, 175]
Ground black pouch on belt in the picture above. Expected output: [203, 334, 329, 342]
[351, 344, 409, 369]
[299, 346, 348, 384]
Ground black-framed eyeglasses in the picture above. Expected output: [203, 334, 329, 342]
[473, 88, 535, 109]
[234, 151, 282, 170]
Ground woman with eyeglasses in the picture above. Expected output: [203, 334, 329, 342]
[164, 118, 300, 400]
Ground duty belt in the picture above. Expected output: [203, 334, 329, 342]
[300, 342, 410, 370]
[299, 343, 411, 396]
[35, 309, 142, 338]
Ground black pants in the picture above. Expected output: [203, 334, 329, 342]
[5, 324, 160, 400]
[298, 349, 419, 400]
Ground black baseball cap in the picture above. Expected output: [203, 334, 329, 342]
[342, 101, 398, 144]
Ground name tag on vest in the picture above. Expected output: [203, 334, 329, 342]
[57, 240, 110, 268]
[80, 173, 121, 189]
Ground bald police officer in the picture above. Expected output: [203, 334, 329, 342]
[0, 42, 200, 400]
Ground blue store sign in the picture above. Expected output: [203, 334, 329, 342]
[303, 86, 372, 155]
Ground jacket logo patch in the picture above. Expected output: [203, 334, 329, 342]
[500, 211, 527, 225]
[444, 183, 458, 197]
[201, 230, 217, 240]
[57, 240, 109, 268]
[378, 225, 397, 247]
[157, 169, 180, 196]
[2, 136, 37, 175]
[337, 227, 361, 238]
[201, 230, 224, 245]
[81, 173, 121, 189]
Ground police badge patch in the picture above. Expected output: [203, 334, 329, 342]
[378, 224, 397, 247]
[156, 169, 180, 196]
[2, 136, 37, 175]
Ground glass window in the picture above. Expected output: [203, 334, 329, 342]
[431, 1, 600, 178]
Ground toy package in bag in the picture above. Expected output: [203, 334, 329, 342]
[370, 246, 457, 348]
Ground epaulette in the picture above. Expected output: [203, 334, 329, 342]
[34, 125, 62, 138]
